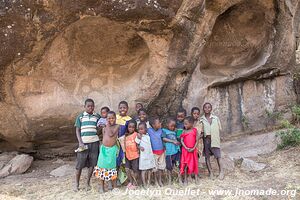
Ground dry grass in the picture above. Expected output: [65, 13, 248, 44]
[0, 147, 299, 200]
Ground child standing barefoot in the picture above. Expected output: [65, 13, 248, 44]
[191, 107, 204, 171]
[116, 101, 132, 184]
[124, 120, 140, 189]
[94, 111, 120, 193]
[148, 117, 166, 187]
[180, 116, 199, 185]
[162, 118, 181, 185]
[135, 122, 155, 187]
[201, 103, 224, 180]
[74, 99, 101, 192]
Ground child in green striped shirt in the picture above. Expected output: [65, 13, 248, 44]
[74, 98, 101, 191]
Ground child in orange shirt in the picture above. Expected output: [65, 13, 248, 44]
[124, 120, 140, 189]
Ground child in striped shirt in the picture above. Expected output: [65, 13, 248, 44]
[74, 98, 101, 192]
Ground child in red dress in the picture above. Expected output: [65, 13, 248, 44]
[180, 116, 199, 185]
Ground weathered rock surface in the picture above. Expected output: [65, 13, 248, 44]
[222, 131, 280, 159]
[0, 152, 18, 170]
[0, 154, 33, 178]
[240, 158, 266, 172]
[0, 0, 299, 155]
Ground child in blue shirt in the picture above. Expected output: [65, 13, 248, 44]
[162, 117, 181, 185]
[148, 117, 165, 186]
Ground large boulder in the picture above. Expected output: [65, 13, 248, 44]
[222, 131, 280, 159]
[0, 0, 299, 155]
[0, 154, 33, 178]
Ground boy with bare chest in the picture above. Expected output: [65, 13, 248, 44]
[94, 111, 120, 193]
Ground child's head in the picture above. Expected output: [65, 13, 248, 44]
[203, 102, 212, 115]
[138, 108, 147, 122]
[127, 120, 137, 134]
[184, 116, 194, 130]
[118, 101, 129, 116]
[191, 107, 201, 120]
[136, 103, 143, 113]
[100, 106, 110, 118]
[166, 117, 176, 131]
[138, 122, 147, 135]
[176, 108, 187, 122]
[107, 111, 117, 126]
[150, 117, 161, 130]
[84, 98, 95, 114]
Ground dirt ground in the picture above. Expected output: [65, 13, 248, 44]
[0, 146, 299, 200]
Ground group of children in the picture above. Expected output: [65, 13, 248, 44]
[74, 99, 223, 193]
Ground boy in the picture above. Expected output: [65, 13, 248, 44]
[116, 101, 132, 183]
[148, 117, 166, 187]
[116, 101, 132, 132]
[162, 117, 181, 185]
[135, 108, 151, 128]
[74, 98, 101, 191]
[176, 108, 187, 138]
[94, 111, 120, 193]
[201, 102, 224, 180]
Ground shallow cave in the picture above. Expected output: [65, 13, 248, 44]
[200, 0, 275, 76]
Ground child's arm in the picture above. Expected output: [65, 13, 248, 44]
[180, 137, 190, 151]
[76, 127, 84, 147]
[189, 130, 199, 152]
[135, 135, 144, 151]
[163, 138, 180, 145]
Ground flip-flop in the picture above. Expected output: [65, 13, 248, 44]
[126, 182, 133, 189]
[128, 184, 137, 190]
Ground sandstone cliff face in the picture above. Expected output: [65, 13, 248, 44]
[0, 0, 299, 155]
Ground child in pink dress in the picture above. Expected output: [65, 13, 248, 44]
[180, 116, 199, 185]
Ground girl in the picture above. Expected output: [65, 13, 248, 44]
[124, 120, 140, 189]
[135, 122, 155, 187]
[180, 116, 199, 185]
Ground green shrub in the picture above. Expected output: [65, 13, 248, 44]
[291, 105, 300, 124]
[280, 119, 294, 129]
[276, 128, 300, 149]
[241, 115, 249, 129]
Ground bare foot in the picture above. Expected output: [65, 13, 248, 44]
[85, 184, 91, 191]
[159, 181, 163, 187]
[209, 173, 214, 179]
[183, 181, 188, 186]
[218, 172, 224, 180]
[107, 181, 113, 190]
[99, 187, 105, 194]
[73, 185, 79, 192]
